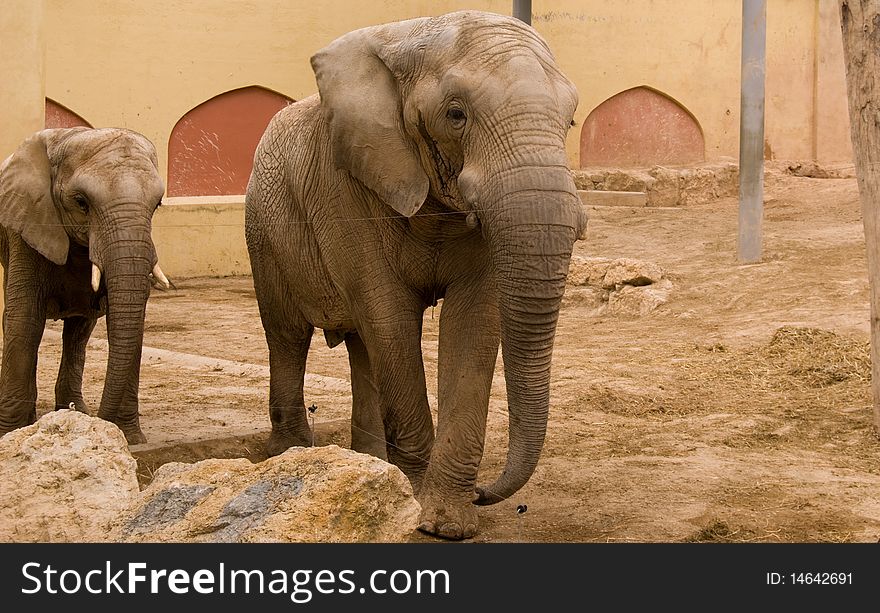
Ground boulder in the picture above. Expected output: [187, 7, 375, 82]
[567, 256, 671, 315]
[0, 411, 140, 542]
[607, 279, 674, 316]
[567, 256, 614, 286]
[602, 258, 664, 289]
[646, 166, 681, 207]
[115, 444, 421, 543]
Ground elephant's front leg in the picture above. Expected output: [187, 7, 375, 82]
[418, 275, 500, 540]
[54, 316, 98, 413]
[0, 262, 48, 434]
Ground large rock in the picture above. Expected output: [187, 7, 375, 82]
[607, 279, 674, 316]
[602, 258, 664, 289]
[566, 256, 672, 315]
[114, 445, 421, 543]
[567, 257, 614, 287]
[0, 411, 140, 542]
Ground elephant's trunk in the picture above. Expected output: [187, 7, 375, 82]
[474, 168, 581, 505]
[93, 214, 154, 444]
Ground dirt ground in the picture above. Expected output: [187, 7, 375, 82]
[32, 166, 880, 543]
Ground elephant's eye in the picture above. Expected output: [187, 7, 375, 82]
[72, 194, 89, 214]
[446, 107, 467, 126]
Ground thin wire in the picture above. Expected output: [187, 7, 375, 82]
[29, 210, 470, 228]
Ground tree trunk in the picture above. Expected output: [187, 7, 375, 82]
[840, 0, 880, 432]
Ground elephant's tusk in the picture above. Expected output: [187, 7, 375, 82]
[91, 264, 102, 292]
[152, 263, 171, 290]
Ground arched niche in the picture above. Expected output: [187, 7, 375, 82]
[45, 99, 92, 129]
[168, 86, 293, 196]
[580, 86, 704, 168]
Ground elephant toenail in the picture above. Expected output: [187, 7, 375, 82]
[438, 523, 462, 538]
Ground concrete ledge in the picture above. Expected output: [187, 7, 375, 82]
[152, 196, 249, 278]
[162, 195, 246, 207]
[578, 189, 648, 207]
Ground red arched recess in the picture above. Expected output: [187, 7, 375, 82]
[580, 87, 704, 168]
[168, 86, 293, 196]
[45, 99, 92, 129]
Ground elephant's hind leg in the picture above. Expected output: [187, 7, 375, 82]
[54, 316, 97, 413]
[344, 331, 387, 460]
[264, 317, 315, 456]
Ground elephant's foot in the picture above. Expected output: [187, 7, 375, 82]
[0, 405, 36, 437]
[386, 448, 430, 494]
[102, 417, 147, 444]
[122, 428, 147, 445]
[55, 399, 89, 414]
[351, 429, 388, 461]
[97, 408, 146, 444]
[266, 426, 313, 457]
[416, 489, 479, 540]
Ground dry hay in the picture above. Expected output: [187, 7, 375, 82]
[731, 326, 870, 390]
[686, 326, 874, 459]
[680, 325, 870, 405]
[577, 326, 871, 419]
[575, 326, 875, 461]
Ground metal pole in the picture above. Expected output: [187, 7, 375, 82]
[513, 0, 532, 25]
[738, 0, 767, 263]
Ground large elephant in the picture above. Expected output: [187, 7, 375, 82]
[245, 10, 587, 539]
[0, 127, 170, 444]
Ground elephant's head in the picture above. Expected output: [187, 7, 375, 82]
[0, 127, 168, 441]
[312, 11, 587, 504]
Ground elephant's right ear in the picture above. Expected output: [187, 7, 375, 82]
[0, 132, 69, 265]
[311, 22, 429, 217]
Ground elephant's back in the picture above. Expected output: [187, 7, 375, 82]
[255, 94, 322, 160]
[247, 94, 323, 203]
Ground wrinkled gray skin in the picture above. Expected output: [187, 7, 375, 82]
[245, 11, 587, 540]
[0, 127, 167, 444]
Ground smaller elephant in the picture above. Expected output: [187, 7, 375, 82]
[0, 127, 170, 443]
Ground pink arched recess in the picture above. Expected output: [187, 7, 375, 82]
[580, 87, 704, 168]
[167, 86, 293, 196]
[45, 99, 92, 129]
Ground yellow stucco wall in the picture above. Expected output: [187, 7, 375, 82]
[43, 0, 511, 186]
[152, 197, 250, 278]
[0, 1, 45, 160]
[816, 0, 853, 163]
[0, 0, 47, 332]
[41, 0, 854, 174]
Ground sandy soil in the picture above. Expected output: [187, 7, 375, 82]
[32, 168, 880, 543]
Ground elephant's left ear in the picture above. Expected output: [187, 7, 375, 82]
[311, 20, 430, 217]
[0, 132, 69, 265]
